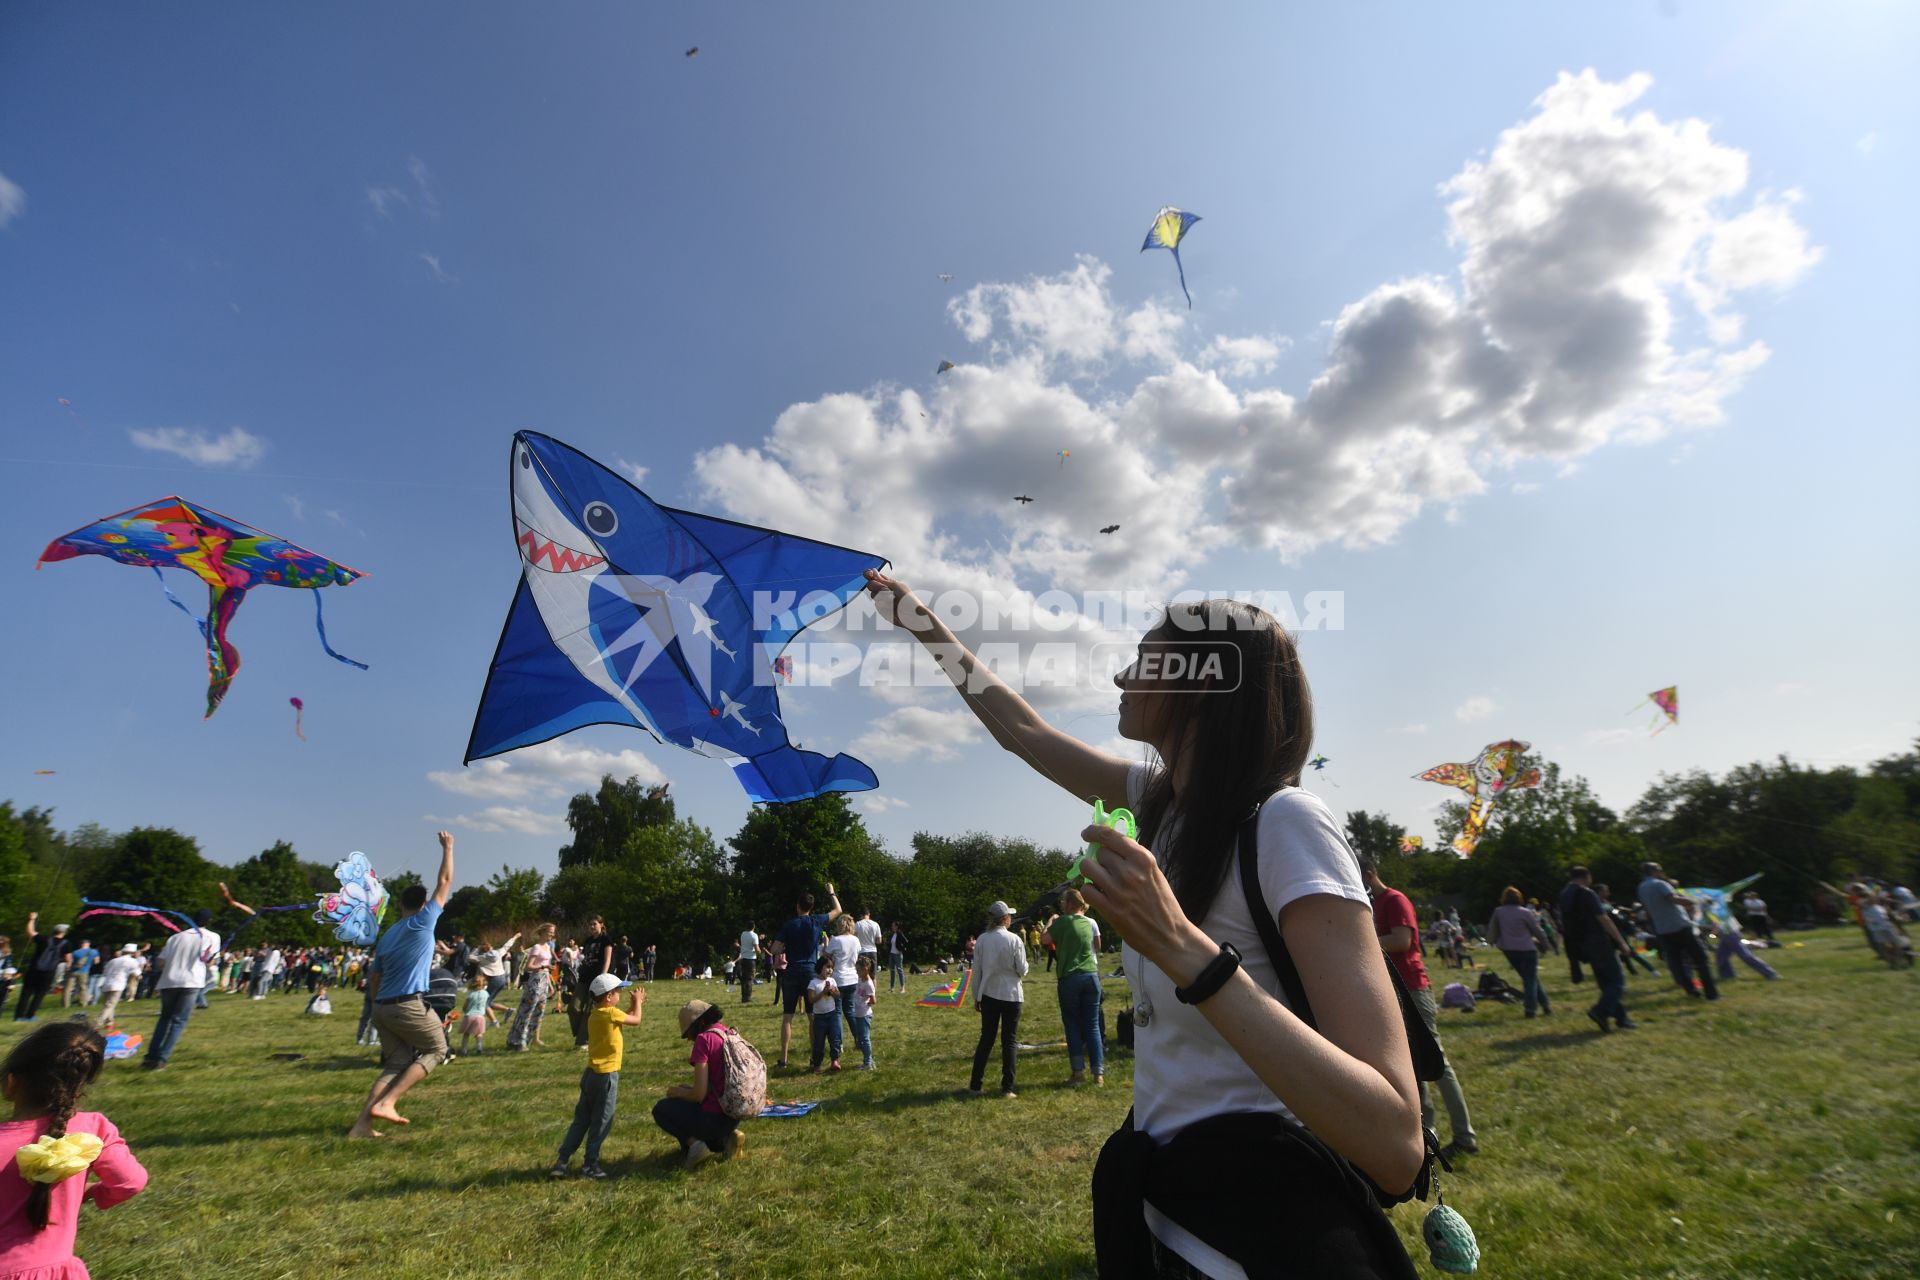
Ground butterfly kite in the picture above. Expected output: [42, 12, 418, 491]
[1415, 738, 1544, 856]
[1141, 205, 1202, 308]
[37, 497, 366, 716]
[1632, 685, 1678, 735]
[464, 432, 887, 805]
[1398, 836, 1425, 853]
[315, 852, 388, 945]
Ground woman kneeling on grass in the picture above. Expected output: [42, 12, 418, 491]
[864, 571, 1425, 1279]
[653, 1001, 744, 1171]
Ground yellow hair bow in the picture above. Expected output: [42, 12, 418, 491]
[16, 1132, 104, 1184]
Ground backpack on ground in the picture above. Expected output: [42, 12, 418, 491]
[716, 1029, 767, 1119]
[1475, 970, 1519, 1003]
[1441, 982, 1476, 1011]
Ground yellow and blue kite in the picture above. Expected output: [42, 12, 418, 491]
[1142, 206, 1202, 308]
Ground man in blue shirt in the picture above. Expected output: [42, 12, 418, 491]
[1637, 862, 1718, 1000]
[61, 939, 99, 1008]
[348, 831, 456, 1139]
[774, 882, 841, 1069]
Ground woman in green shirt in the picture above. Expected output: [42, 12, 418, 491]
[1046, 890, 1104, 1086]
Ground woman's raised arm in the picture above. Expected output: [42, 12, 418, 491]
[862, 569, 1131, 805]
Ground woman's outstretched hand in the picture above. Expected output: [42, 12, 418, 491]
[863, 568, 928, 632]
[1076, 824, 1214, 987]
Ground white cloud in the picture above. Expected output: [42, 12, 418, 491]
[688, 71, 1810, 716]
[1511, 482, 1540, 494]
[858, 794, 911, 815]
[419, 252, 457, 284]
[424, 806, 566, 836]
[948, 256, 1118, 366]
[849, 706, 983, 763]
[615, 459, 650, 487]
[407, 157, 440, 219]
[0, 172, 24, 230]
[284, 495, 306, 519]
[1855, 132, 1878, 156]
[1455, 696, 1496, 724]
[365, 184, 407, 218]
[428, 739, 667, 803]
[1387, 723, 1430, 736]
[325, 509, 346, 526]
[367, 157, 439, 222]
[127, 426, 266, 469]
[1200, 333, 1290, 378]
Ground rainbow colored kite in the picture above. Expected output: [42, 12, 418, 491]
[915, 967, 973, 1007]
[37, 496, 367, 716]
[1415, 739, 1543, 856]
[1633, 685, 1679, 735]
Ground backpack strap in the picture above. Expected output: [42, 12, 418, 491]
[1236, 807, 1315, 1028]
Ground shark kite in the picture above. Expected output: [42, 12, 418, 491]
[464, 431, 886, 804]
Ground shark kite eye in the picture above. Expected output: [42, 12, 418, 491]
[520, 449, 531, 469]
[582, 502, 619, 537]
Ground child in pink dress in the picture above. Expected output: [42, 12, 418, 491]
[0, 1023, 147, 1279]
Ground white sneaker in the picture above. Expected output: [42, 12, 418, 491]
[685, 1140, 715, 1171]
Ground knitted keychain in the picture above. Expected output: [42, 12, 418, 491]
[1421, 1149, 1480, 1275]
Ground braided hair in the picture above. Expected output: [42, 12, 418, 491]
[3, 1023, 106, 1229]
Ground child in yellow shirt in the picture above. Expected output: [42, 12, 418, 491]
[550, 974, 644, 1179]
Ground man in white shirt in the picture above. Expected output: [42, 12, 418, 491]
[853, 910, 882, 981]
[93, 943, 141, 1031]
[966, 901, 1029, 1098]
[736, 925, 759, 1003]
[143, 910, 222, 1070]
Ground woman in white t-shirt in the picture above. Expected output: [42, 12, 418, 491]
[825, 916, 862, 1037]
[863, 571, 1422, 1279]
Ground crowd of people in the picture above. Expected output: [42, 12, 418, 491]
[2, 571, 1914, 1278]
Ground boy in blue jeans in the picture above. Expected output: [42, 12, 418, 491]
[551, 974, 645, 1179]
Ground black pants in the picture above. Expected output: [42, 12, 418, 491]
[569, 1004, 591, 1047]
[970, 996, 1021, 1092]
[13, 970, 55, 1020]
[1743, 912, 1775, 942]
[737, 957, 755, 1002]
[1657, 930, 1718, 998]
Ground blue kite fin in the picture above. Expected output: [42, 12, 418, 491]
[464, 579, 648, 761]
[731, 744, 879, 805]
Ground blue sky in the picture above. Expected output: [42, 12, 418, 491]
[3, 3, 1916, 885]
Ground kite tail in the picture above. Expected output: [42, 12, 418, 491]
[204, 585, 246, 717]
[1173, 247, 1192, 309]
[730, 745, 878, 805]
[312, 591, 369, 671]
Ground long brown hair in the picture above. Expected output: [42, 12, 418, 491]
[3, 1023, 106, 1229]
[1134, 599, 1314, 919]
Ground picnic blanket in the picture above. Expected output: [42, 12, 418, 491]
[756, 1101, 823, 1119]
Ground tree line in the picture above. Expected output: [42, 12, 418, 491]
[3, 739, 1912, 964]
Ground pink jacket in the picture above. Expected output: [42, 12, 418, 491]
[0, 1112, 146, 1280]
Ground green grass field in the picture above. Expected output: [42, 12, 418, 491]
[21, 929, 1920, 1279]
